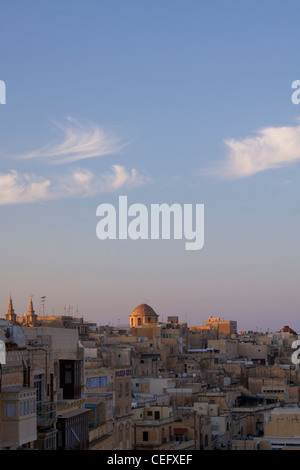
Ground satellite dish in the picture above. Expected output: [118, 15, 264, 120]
[145, 403, 150, 408]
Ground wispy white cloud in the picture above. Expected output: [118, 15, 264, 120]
[205, 119, 300, 179]
[0, 165, 150, 205]
[0, 116, 151, 205]
[16, 117, 127, 165]
[0, 170, 51, 204]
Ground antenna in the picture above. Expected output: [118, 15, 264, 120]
[40, 296, 46, 316]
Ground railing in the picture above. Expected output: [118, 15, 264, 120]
[36, 401, 57, 422]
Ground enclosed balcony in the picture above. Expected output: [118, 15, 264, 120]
[0, 386, 37, 449]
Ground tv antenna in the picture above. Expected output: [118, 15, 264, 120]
[40, 296, 46, 316]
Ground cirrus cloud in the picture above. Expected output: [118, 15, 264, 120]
[0, 117, 151, 205]
[0, 165, 150, 205]
[16, 117, 128, 165]
[205, 119, 300, 179]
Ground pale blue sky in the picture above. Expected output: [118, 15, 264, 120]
[0, 0, 299, 331]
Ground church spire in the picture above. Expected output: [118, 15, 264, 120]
[23, 296, 37, 327]
[5, 293, 17, 325]
[28, 296, 34, 314]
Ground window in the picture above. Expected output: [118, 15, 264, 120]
[5, 402, 16, 418]
[65, 371, 72, 384]
[143, 432, 148, 442]
[43, 436, 56, 450]
[60, 360, 81, 399]
[34, 374, 43, 404]
[87, 376, 108, 388]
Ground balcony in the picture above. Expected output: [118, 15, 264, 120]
[0, 386, 37, 449]
[36, 401, 57, 426]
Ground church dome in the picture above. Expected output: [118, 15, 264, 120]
[129, 303, 159, 327]
[279, 325, 297, 335]
[130, 304, 157, 317]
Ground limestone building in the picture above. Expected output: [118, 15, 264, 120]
[129, 304, 159, 328]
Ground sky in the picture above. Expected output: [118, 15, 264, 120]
[0, 0, 299, 332]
